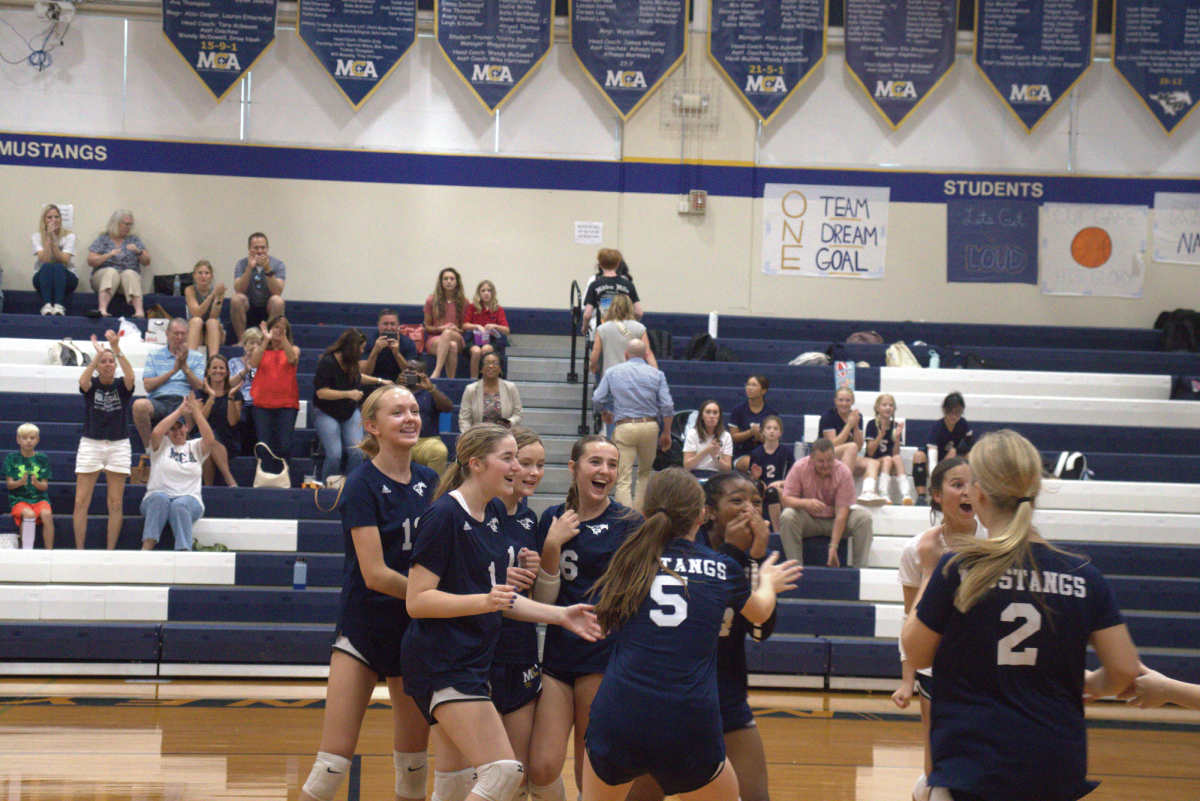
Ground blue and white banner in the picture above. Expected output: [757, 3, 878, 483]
[946, 199, 1039, 284]
[844, 0, 957, 129]
[975, 0, 1095, 132]
[437, 0, 553, 113]
[1040, 203, 1148, 297]
[708, 0, 826, 124]
[1153, 192, 1200, 265]
[1113, 0, 1200, 134]
[296, 0, 416, 109]
[571, 0, 687, 120]
[162, 0, 278, 101]
[762, 183, 890, 279]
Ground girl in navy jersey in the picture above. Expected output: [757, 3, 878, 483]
[860, 393, 913, 506]
[403, 425, 600, 801]
[528, 435, 642, 801]
[819, 385, 864, 474]
[902, 430, 1139, 801]
[299, 385, 439, 801]
[583, 469, 801, 801]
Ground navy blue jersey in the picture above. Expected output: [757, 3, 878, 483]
[491, 498, 541, 665]
[747, 444, 793, 484]
[864, 419, 897, 458]
[591, 538, 751, 729]
[917, 543, 1123, 801]
[926, 417, 973, 462]
[403, 492, 508, 677]
[728, 401, 779, 462]
[337, 461, 439, 636]
[536, 501, 643, 673]
[818, 407, 856, 439]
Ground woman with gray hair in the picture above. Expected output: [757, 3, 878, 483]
[86, 209, 150, 317]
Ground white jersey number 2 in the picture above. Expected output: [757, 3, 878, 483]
[649, 575, 688, 627]
[997, 602, 1041, 666]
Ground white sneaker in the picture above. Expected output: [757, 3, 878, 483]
[40, 303, 53, 315]
[902, 495, 915, 506]
[856, 490, 887, 507]
[53, 304, 66, 315]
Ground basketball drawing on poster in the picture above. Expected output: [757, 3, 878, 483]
[762, 183, 890, 279]
[1040, 203, 1149, 298]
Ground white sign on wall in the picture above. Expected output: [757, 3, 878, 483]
[574, 221, 603, 245]
[1153, 193, 1200, 266]
[1040, 203, 1148, 298]
[762, 184, 890, 278]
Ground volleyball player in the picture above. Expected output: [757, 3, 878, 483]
[528, 435, 642, 801]
[582, 468, 802, 801]
[902, 430, 1140, 801]
[299, 385, 439, 801]
[402, 425, 601, 801]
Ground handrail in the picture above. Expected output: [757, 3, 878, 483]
[568, 281, 592, 435]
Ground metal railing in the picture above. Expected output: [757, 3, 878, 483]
[567, 281, 592, 435]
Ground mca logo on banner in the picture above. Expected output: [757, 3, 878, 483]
[762, 184, 889, 279]
[1039, 203, 1149, 298]
[162, 0, 278, 101]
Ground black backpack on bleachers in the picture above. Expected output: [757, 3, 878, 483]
[683, 333, 718, 361]
[1155, 309, 1200, 352]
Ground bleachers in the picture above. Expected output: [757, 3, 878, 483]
[1, 289, 1198, 688]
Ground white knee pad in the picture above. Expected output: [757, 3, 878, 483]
[527, 776, 564, 801]
[431, 766, 475, 801]
[472, 760, 524, 801]
[395, 751, 430, 799]
[302, 751, 351, 801]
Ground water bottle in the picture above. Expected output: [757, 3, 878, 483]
[928, 350, 940, 369]
[293, 558, 308, 591]
[708, 311, 719, 338]
[172, 274, 181, 296]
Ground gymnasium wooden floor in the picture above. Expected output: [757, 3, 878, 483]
[1, 678, 1197, 800]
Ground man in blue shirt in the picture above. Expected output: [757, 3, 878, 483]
[131, 318, 206, 447]
[592, 339, 674, 509]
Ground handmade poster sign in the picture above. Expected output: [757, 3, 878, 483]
[762, 183, 890, 279]
[1040, 203, 1149, 298]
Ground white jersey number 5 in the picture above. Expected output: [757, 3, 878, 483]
[649, 575, 688, 627]
[997, 602, 1041, 666]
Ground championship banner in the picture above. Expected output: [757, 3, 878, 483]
[297, 0, 417, 109]
[437, 0, 553, 113]
[975, 0, 1095, 132]
[571, 0, 687, 120]
[1040, 203, 1148, 297]
[762, 183, 890, 278]
[162, 0, 278, 101]
[946, 199, 1039, 284]
[708, 0, 826, 124]
[844, 0, 957, 129]
[1153, 192, 1200, 265]
[1112, 0, 1200, 134]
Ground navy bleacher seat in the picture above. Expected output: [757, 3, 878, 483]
[160, 622, 332, 664]
[0, 622, 161, 661]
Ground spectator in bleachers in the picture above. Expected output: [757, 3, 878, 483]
[231, 232, 286, 341]
[132, 318, 206, 448]
[459, 352, 523, 433]
[744, 414, 792, 533]
[463, 279, 510, 379]
[589, 294, 657, 377]
[228, 327, 263, 455]
[778, 437, 873, 568]
[581, 248, 641, 333]
[86, 209, 149, 318]
[728, 374, 778, 467]
[360, 308, 417, 384]
[820, 385, 864, 474]
[424, 267, 469, 379]
[74, 330, 135, 550]
[683, 399, 733, 479]
[313, 329, 383, 483]
[910, 391, 974, 507]
[196, 354, 241, 488]
[404, 360, 454, 475]
[184, 260, 226, 358]
[32, 204, 77, 315]
[859, 393, 913, 506]
[592, 339, 674, 509]
[248, 315, 301, 472]
[141, 396, 213, 551]
[4, 423, 53, 549]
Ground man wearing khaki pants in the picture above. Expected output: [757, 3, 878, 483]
[779, 437, 874, 568]
[592, 339, 674, 510]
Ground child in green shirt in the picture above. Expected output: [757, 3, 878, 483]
[4, 423, 54, 549]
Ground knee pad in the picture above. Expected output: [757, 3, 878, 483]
[472, 760, 524, 801]
[302, 752, 351, 801]
[527, 775, 564, 801]
[431, 766, 475, 801]
[763, 486, 780, 505]
[395, 751, 430, 799]
[912, 461, 928, 487]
